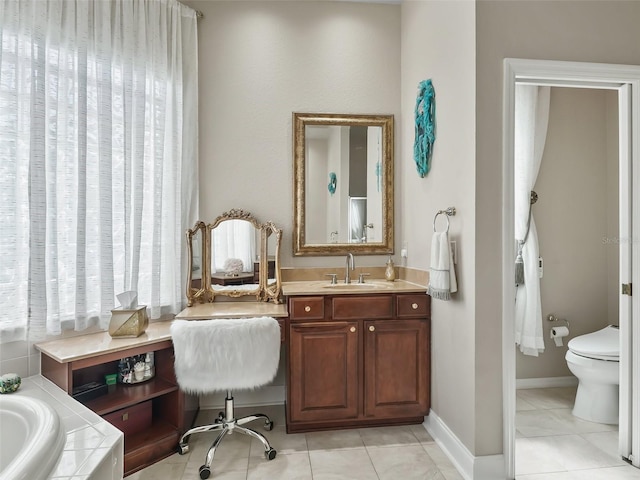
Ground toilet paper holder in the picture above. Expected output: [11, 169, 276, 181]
[547, 314, 569, 328]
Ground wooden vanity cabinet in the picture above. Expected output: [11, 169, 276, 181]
[286, 293, 430, 433]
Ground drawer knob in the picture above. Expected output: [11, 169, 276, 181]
[304, 306, 311, 312]
[369, 325, 375, 332]
[350, 326, 356, 333]
[412, 303, 418, 310]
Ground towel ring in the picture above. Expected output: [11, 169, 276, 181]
[433, 207, 456, 233]
[433, 212, 450, 233]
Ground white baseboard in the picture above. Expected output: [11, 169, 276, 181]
[516, 376, 578, 390]
[423, 409, 506, 480]
[199, 385, 285, 409]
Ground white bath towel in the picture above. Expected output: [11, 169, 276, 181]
[427, 231, 457, 300]
[170, 317, 281, 394]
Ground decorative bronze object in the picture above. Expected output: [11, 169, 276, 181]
[109, 306, 149, 338]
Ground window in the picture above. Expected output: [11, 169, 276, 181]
[0, 0, 198, 343]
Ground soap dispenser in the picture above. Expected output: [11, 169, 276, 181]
[385, 256, 396, 282]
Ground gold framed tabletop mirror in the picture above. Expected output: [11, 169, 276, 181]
[185, 209, 283, 306]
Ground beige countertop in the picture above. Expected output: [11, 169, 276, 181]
[35, 320, 174, 363]
[282, 279, 427, 296]
[36, 302, 287, 363]
[174, 302, 288, 320]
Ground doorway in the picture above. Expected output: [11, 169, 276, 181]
[502, 59, 640, 479]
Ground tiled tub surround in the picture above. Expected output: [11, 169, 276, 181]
[0, 325, 112, 383]
[5, 376, 123, 480]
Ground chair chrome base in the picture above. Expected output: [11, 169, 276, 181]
[177, 390, 276, 479]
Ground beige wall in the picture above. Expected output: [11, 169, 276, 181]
[401, 0, 477, 452]
[516, 88, 619, 380]
[184, 0, 400, 269]
[477, 0, 640, 456]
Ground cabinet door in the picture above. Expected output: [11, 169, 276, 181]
[364, 319, 429, 418]
[288, 321, 359, 422]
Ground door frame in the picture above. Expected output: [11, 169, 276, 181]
[502, 58, 640, 478]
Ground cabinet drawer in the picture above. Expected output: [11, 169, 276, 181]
[396, 294, 430, 318]
[289, 297, 324, 320]
[103, 399, 152, 437]
[332, 295, 393, 320]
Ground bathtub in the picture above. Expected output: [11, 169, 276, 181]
[0, 394, 65, 480]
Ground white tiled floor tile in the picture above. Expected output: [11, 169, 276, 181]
[306, 428, 365, 451]
[516, 408, 616, 437]
[309, 448, 378, 479]
[132, 406, 466, 480]
[126, 461, 187, 480]
[249, 425, 308, 457]
[542, 434, 627, 470]
[409, 423, 435, 443]
[515, 387, 627, 479]
[516, 387, 576, 410]
[368, 444, 442, 480]
[358, 425, 421, 448]
[516, 395, 537, 411]
[246, 451, 312, 480]
[581, 431, 623, 460]
[515, 437, 566, 476]
[422, 443, 464, 480]
[517, 466, 640, 480]
[516, 472, 579, 480]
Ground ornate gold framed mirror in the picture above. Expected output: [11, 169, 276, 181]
[261, 221, 282, 302]
[185, 209, 283, 306]
[186, 221, 206, 304]
[293, 112, 394, 256]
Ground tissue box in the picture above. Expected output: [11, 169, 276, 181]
[109, 306, 149, 338]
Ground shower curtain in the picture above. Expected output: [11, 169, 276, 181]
[514, 85, 550, 356]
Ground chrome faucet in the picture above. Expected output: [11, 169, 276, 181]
[345, 253, 355, 284]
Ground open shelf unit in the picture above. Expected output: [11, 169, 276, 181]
[40, 338, 198, 476]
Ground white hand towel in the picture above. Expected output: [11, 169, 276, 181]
[427, 231, 457, 300]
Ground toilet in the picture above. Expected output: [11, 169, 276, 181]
[565, 325, 619, 425]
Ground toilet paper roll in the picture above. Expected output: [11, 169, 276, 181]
[550, 326, 569, 347]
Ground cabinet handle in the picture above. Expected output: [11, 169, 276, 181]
[304, 306, 311, 312]
[412, 303, 418, 310]
[369, 325, 375, 332]
[350, 326, 356, 333]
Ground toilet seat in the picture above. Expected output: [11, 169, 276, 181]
[568, 325, 619, 361]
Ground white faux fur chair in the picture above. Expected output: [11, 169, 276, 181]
[171, 316, 281, 480]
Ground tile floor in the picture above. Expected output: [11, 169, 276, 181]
[127, 405, 464, 480]
[515, 387, 640, 479]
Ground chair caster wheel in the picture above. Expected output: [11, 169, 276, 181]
[215, 411, 224, 423]
[199, 465, 211, 479]
[264, 420, 274, 431]
[265, 448, 277, 460]
[177, 443, 189, 455]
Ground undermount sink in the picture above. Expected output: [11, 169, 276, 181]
[322, 281, 392, 290]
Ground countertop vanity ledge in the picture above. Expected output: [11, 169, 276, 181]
[282, 278, 427, 296]
[36, 302, 288, 363]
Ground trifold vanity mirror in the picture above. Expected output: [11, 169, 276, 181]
[293, 112, 394, 256]
[186, 209, 282, 306]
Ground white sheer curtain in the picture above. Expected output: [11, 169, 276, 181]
[0, 0, 199, 343]
[212, 221, 257, 273]
[514, 85, 550, 356]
